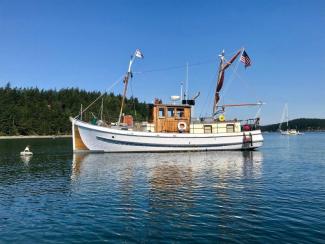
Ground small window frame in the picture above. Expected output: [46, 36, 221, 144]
[158, 107, 165, 118]
[167, 107, 175, 117]
[204, 125, 212, 134]
[176, 108, 185, 118]
[226, 124, 235, 133]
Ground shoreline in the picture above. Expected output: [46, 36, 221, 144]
[0, 135, 71, 140]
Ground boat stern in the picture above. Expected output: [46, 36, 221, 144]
[241, 129, 263, 150]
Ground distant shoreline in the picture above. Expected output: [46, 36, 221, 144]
[0, 135, 71, 140]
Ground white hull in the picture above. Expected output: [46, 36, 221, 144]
[71, 119, 263, 153]
[280, 129, 300, 135]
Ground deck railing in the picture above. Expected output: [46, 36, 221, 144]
[78, 114, 260, 133]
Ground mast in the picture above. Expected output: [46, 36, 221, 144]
[117, 69, 132, 124]
[100, 98, 104, 121]
[118, 49, 143, 124]
[213, 49, 242, 116]
[279, 103, 288, 131]
[286, 103, 289, 129]
[213, 50, 225, 115]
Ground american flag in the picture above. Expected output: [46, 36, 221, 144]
[240, 50, 251, 68]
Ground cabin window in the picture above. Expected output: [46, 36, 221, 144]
[167, 108, 175, 117]
[176, 108, 184, 118]
[226, 124, 235, 133]
[204, 125, 212, 134]
[158, 107, 165, 118]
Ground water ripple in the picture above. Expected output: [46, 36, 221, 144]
[1, 135, 325, 242]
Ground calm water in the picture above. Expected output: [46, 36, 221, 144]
[0, 134, 325, 243]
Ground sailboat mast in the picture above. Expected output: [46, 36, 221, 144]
[286, 104, 289, 129]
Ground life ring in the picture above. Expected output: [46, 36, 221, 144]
[219, 114, 225, 122]
[177, 121, 187, 132]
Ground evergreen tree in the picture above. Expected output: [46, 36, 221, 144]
[0, 86, 148, 136]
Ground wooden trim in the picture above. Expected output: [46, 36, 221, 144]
[74, 125, 89, 150]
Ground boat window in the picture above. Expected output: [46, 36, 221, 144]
[204, 125, 212, 134]
[176, 108, 184, 118]
[226, 124, 235, 133]
[167, 108, 175, 117]
[158, 107, 165, 118]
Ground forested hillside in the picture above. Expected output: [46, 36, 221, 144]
[0, 84, 148, 136]
[261, 118, 325, 132]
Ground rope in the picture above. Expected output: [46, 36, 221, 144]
[74, 74, 125, 118]
[133, 58, 216, 74]
[221, 54, 241, 104]
[129, 77, 137, 117]
[199, 69, 219, 118]
[230, 70, 259, 100]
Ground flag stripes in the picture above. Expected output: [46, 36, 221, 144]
[240, 50, 251, 68]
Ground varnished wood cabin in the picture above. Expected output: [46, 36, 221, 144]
[148, 99, 191, 133]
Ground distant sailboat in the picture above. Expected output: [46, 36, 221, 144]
[279, 104, 301, 135]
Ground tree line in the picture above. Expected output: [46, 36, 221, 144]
[261, 118, 325, 132]
[1, 83, 324, 135]
[0, 83, 148, 136]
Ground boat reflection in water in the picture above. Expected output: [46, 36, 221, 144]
[20, 155, 32, 165]
[70, 151, 263, 240]
[71, 151, 263, 183]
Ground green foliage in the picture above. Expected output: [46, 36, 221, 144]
[0, 85, 148, 136]
[261, 118, 325, 132]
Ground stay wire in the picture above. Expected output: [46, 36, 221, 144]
[75, 74, 125, 118]
[133, 58, 216, 74]
[129, 77, 137, 117]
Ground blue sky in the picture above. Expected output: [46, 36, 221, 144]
[0, 0, 324, 124]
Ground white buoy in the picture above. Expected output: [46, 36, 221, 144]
[20, 146, 33, 156]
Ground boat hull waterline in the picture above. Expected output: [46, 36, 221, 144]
[72, 119, 263, 153]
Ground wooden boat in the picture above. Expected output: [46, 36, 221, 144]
[71, 49, 264, 152]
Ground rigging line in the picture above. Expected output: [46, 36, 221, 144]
[220, 54, 241, 105]
[129, 77, 137, 117]
[75, 74, 125, 118]
[200, 50, 242, 117]
[254, 105, 263, 119]
[133, 58, 216, 74]
[231, 70, 259, 101]
[199, 71, 218, 117]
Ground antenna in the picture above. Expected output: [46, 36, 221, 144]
[185, 62, 189, 100]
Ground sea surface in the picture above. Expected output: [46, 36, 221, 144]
[0, 133, 325, 243]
